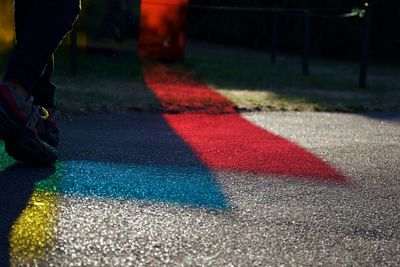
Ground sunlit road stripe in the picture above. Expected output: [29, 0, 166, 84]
[10, 162, 62, 266]
[143, 64, 345, 181]
[9, 158, 227, 265]
[3, 63, 347, 265]
[6, 160, 227, 265]
[40, 160, 228, 209]
[10, 191, 59, 266]
[163, 114, 345, 181]
[4, 107, 231, 264]
[0, 147, 60, 266]
[142, 64, 236, 114]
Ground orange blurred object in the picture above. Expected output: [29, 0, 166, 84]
[139, 0, 189, 61]
[0, 0, 15, 48]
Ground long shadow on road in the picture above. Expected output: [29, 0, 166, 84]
[0, 63, 348, 265]
[0, 152, 55, 267]
[0, 113, 229, 266]
[56, 113, 229, 209]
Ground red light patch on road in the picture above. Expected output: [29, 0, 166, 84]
[143, 64, 346, 182]
[143, 64, 236, 114]
[164, 114, 345, 181]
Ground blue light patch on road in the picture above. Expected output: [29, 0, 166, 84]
[39, 160, 228, 209]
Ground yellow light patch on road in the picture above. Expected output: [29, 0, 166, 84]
[9, 191, 60, 266]
[8, 163, 63, 266]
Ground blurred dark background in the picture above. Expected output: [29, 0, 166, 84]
[77, 0, 399, 63]
[0, 0, 399, 119]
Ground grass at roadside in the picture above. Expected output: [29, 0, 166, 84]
[1, 41, 399, 113]
[185, 42, 400, 112]
[0, 44, 161, 114]
[52, 47, 161, 114]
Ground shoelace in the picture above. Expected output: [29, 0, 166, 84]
[26, 105, 50, 130]
[53, 98, 72, 122]
[52, 105, 72, 122]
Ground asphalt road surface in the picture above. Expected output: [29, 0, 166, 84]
[1, 111, 399, 266]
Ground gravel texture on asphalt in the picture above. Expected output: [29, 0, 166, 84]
[6, 112, 400, 266]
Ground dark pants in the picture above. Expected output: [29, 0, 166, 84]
[3, 0, 80, 107]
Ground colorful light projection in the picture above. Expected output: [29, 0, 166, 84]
[139, 0, 189, 61]
[0, 0, 14, 47]
[9, 189, 59, 266]
[6, 151, 227, 264]
[41, 161, 228, 209]
[0, 144, 59, 266]
[143, 64, 346, 182]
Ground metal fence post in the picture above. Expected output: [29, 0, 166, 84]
[302, 9, 310, 76]
[271, 9, 278, 64]
[359, 3, 371, 89]
[70, 29, 77, 76]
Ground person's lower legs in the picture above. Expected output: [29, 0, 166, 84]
[32, 56, 56, 109]
[32, 56, 60, 147]
[0, 0, 80, 164]
[3, 0, 80, 95]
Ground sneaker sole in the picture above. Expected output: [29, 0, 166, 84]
[40, 132, 59, 148]
[5, 141, 56, 165]
[0, 105, 57, 165]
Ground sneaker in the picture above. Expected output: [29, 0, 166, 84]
[0, 83, 57, 165]
[36, 107, 59, 147]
